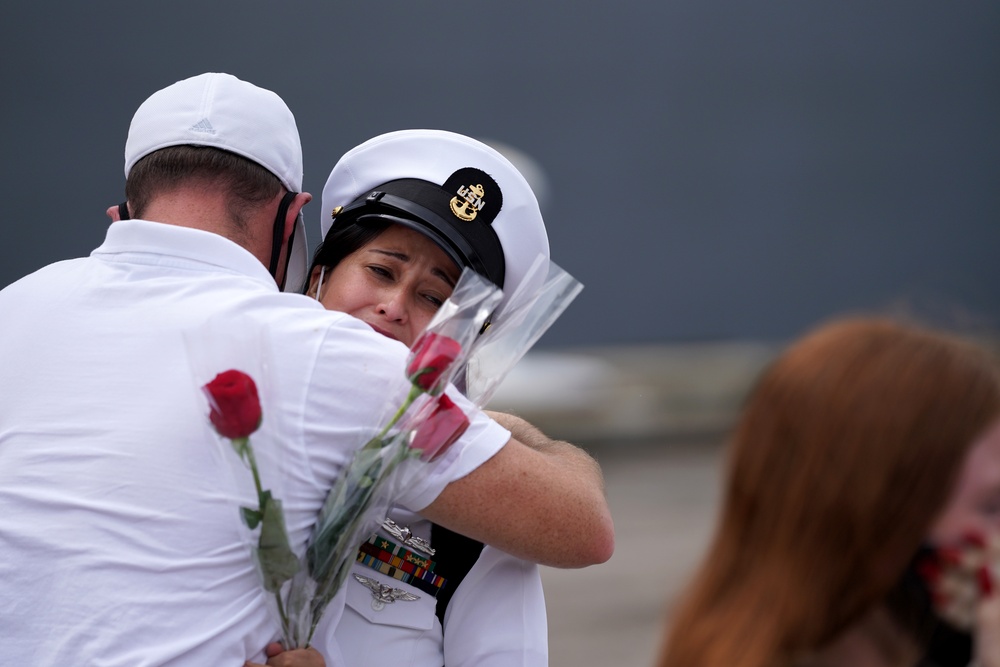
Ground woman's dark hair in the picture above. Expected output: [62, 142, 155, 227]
[301, 219, 393, 293]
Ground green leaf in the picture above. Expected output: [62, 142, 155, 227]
[241, 506, 263, 530]
[256, 495, 301, 592]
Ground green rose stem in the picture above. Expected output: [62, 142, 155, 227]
[298, 336, 459, 646]
[302, 383, 427, 645]
[362, 384, 423, 453]
[234, 436, 292, 634]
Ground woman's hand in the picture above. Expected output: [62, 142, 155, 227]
[245, 642, 326, 667]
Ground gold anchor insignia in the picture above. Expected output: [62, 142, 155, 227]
[450, 183, 486, 222]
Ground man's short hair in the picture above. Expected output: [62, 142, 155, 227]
[125, 145, 283, 228]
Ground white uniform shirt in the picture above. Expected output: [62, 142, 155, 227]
[0, 220, 509, 666]
[328, 508, 548, 667]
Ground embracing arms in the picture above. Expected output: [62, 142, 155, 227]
[419, 411, 615, 569]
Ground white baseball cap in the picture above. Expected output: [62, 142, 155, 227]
[320, 129, 550, 308]
[124, 72, 308, 291]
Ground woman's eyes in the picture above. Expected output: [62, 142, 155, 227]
[365, 263, 448, 308]
[366, 265, 393, 280]
[422, 293, 445, 308]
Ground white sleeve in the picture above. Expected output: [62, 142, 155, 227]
[298, 314, 510, 517]
[391, 384, 511, 512]
[442, 546, 549, 667]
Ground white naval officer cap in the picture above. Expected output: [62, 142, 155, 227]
[320, 129, 550, 310]
[123, 72, 308, 292]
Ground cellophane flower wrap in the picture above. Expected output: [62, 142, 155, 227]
[202, 369, 300, 621]
[186, 321, 301, 647]
[391, 254, 582, 497]
[281, 268, 502, 648]
[460, 254, 584, 406]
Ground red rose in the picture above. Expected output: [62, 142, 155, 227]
[203, 369, 262, 439]
[406, 333, 462, 393]
[410, 394, 470, 461]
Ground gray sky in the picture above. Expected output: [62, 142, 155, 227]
[3, 1, 997, 347]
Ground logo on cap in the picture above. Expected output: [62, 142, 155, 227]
[442, 167, 502, 227]
[450, 183, 486, 222]
[189, 118, 216, 134]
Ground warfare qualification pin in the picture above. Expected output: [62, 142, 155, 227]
[381, 517, 436, 556]
[353, 573, 420, 611]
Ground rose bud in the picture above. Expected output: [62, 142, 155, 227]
[410, 394, 470, 461]
[406, 333, 462, 393]
[203, 369, 262, 439]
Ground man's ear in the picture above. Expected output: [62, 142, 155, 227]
[283, 192, 312, 243]
[106, 203, 125, 222]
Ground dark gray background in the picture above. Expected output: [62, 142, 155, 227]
[3, 1, 997, 347]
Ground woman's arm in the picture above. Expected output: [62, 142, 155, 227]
[420, 411, 614, 569]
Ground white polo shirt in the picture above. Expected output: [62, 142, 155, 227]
[0, 220, 509, 666]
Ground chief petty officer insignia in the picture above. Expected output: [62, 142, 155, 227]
[443, 167, 503, 225]
[450, 183, 485, 221]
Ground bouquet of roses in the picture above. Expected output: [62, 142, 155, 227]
[198, 269, 501, 649]
[382, 257, 582, 518]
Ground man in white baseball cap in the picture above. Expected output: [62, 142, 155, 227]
[115, 71, 310, 291]
[0, 74, 613, 666]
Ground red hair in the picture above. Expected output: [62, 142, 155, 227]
[658, 318, 1000, 667]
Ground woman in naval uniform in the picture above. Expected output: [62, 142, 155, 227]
[304, 129, 555, 667]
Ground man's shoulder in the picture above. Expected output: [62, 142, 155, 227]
[249, 295, 376, 336]
[0, 257, 89, 298]
[235, 297, 408, 365]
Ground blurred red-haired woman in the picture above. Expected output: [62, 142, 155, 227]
[657, 318, 1000, 667]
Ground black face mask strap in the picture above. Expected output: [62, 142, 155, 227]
[117, 202, 130, 221]
[268, 191, 298, 287]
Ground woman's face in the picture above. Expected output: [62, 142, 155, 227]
[928, 418, 1000, 544]
[309, 224, 461, 347]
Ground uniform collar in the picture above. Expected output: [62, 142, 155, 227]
[92, 219, 279, 289]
